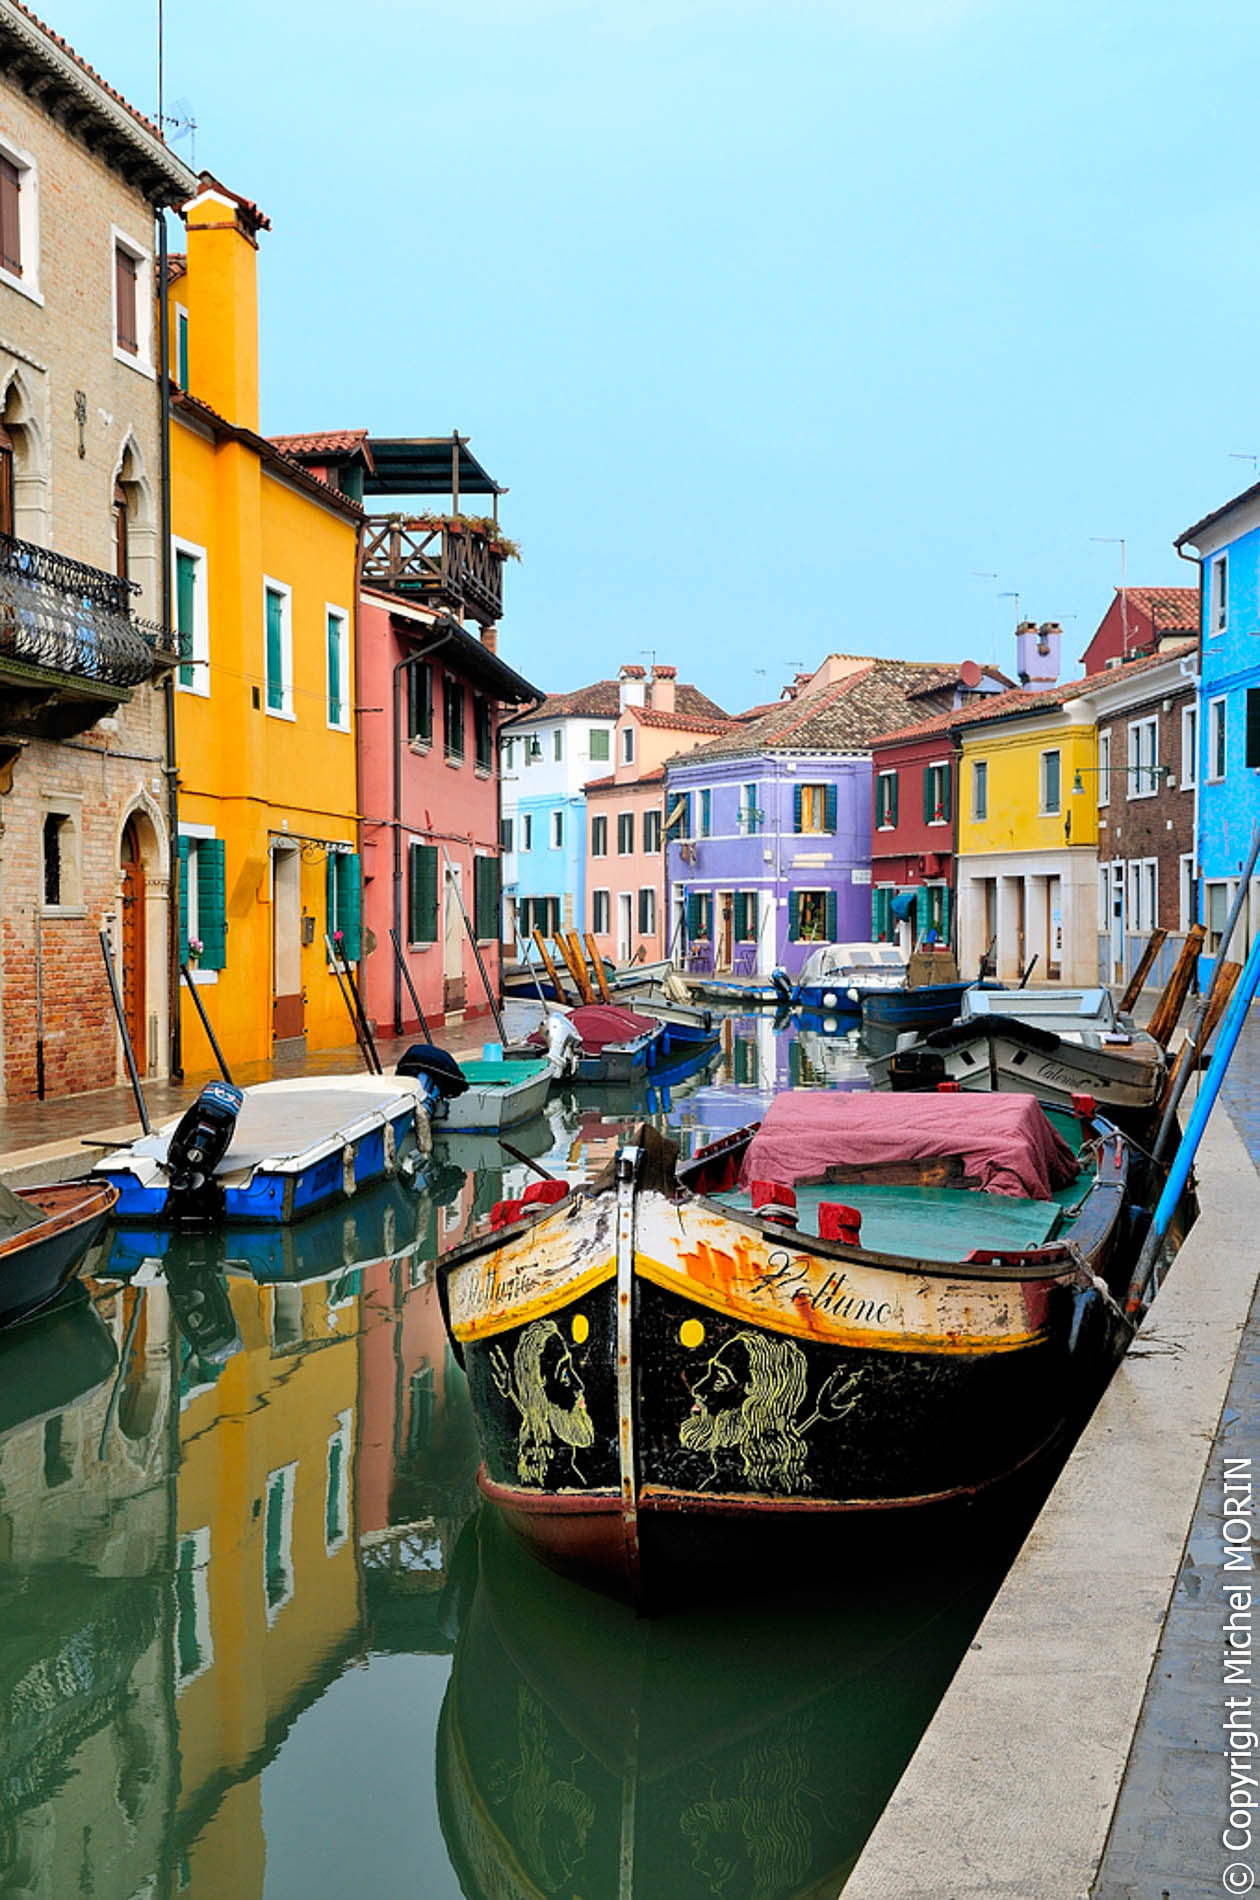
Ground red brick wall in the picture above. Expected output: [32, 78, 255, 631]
[1095, 681, 1196, 933]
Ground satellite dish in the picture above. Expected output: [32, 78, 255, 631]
[959, 659, 983, 688]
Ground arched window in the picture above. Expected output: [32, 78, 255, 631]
[0, 422, 12, 538]
[113, 477, 128, 580]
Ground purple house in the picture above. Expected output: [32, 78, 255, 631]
[665, 655, 1008, 976]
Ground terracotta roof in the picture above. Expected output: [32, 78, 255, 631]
[173, 391, 364, 521]
[670, 659, 982, 765]
[633, 707, 734, 735]
[527, 679, 727, 722]
[165, 252, 187, 284]
[188, 171, 271, 236]
[1119, 586, 1199, 632]
[586, 765, 667, 791]
[270, 429, 375, 471]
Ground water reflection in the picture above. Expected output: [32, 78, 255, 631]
[0, 1018, 989, 1900]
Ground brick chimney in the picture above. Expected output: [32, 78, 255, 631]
[648, 664, 676, 713]
[481, 623, 498, 653]
[619, 663, 646, 712]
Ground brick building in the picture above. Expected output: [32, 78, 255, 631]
[0, 5, 195, 1098]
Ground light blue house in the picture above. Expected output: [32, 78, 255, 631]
[1175, 489, 1260, 965]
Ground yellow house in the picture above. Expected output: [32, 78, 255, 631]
[168, 174, 362, 1075]
[956, 681, 1100, 985]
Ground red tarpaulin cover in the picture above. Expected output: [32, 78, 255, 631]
[528, 1004, 659, 1052]
[737, 1091, 1079, 1200]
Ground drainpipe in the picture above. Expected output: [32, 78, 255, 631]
[392, 620, 457, 1035]
[156, 206, 181, 1080]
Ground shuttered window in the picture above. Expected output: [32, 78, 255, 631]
[915, 883, 950, 945]
[408, 842, 439, 944]
[643, 809, 662, 853]
[474, 697, 493, 771]
[176, 550, 197, 688]
[265, 585, 287, 712]
[444, 680, 465, 761]
[795, 784, 837, 833]
[115, 245, 138, 354]
[875, 771, 898, 829]
[665, 793, 692, 840]
[408, 661, 433, 743]
[923, 761, 951, 824]
[617, 813, 634, 855]
[1246, 689, 1260, 771]
[327, 611, 346, 728]
[0, 156, 20, 278]
[326, 851, 362, 961]
[591, 814, 608, 857]
[789, 889, 837, 942]
[473, 855, 500, 942]
[179, 835, 227, 970]
[686, 891, 712, 942]
[733, 891, 758, 942]
[637, 886, 656, 935]
[872, 886, 893, 940]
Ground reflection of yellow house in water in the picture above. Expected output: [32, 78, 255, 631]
[172, 1272, 362, 1895]
[168, 175, 363, 1077]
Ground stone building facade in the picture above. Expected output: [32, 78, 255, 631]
[0, 6, 195, 1098]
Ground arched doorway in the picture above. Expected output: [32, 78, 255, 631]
[120, 818, 147, 1070]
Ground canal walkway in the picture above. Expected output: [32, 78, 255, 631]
[844, 1019, 1260, 1900]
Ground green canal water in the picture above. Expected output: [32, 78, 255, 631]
[0, 1018, 1034, 1900]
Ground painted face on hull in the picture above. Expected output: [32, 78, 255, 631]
[536, 1329, 593, 1450]
[491, 1318, 595, 1486]
[680, 1329, 810, 1492]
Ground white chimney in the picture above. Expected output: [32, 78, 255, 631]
[619, 663, 647, 711]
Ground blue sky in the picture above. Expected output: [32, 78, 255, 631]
[53, 0, 1259, 709]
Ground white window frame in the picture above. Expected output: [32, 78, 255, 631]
[1126, 715, 1159, 799]
[325, 1411, 352, 1554]
[926, 760, 949, 826]
[592, 888, 610, 934]
[1205, 877, 1237, 954]
[971, 758, 988, 821]
[174, 1526, 214, 1687]
[1180, 704, 1198, 789]
[0, 135, 41, 306]
[551, 808, 564, 850]
[617, 810, 634, 855]
[1039, 748, 1062, 816]
[590, 812, 607, 857]
[41, 796, 84, 914]
[110, 224, 154, 377]
[180, 820, 219, 987]
[1096, 729, 1111, 807]
[521, 812, 533, 852]
[172, 535, 210, 697]
[1179, 853, 1196, 934]
[638, 885, 657, 935]
[1098, 863, 1110, 931]
[262, 1461, 297, 1625]
[174, 302, 189, 385]
[325, 601, 350, 732]
[1127, 857, 1158, 933]
[262, 577, 295, 722]
[1208, 695, 1227, 782]
[622, 726, 635, 764]
[1211, 553, 1228, 637]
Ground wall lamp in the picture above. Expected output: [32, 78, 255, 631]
[1070, 763, 1173, 794]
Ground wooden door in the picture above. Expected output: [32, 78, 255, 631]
[120, 821, 146, 1071]
[443, 861, 466, 1013]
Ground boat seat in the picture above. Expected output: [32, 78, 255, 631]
[711, 1181, 1067, 1262]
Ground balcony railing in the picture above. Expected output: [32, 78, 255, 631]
[0, 532, 177, 688]
[361, 516, 505, 627]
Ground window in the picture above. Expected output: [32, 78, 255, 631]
[42, 811, 77, 908]
[637, 886, 657, 935]
[326, 606, 349, 730]
[686, 891, 713, 943]
[923, 761, 951, 824]
[1040, 749, 1061, 815]
[521, 813, 533, 852]
[500, 816, 514, 853]
[622, 727, 635, 764]
[407, 841, 439, 944]
[111, 228, 152, 372]
[474, 696, 493, 771]
[1209, 697, 1227, 781]
[796, 783, 836, 834]
[698, 790, 712, 837]
[666, 792, 692, 840]
[501, 736, 515, 771]
[1181, 705, 1198, 789]
[617, 812, 634, 855]
[1206, 879, 1234, 954]
[174, 1528, 213, 1685]
[406, 660, 432, 744]
[1127, 716, 1159, 797]
[263, 580, 292, 718]
[520, 895, 560, 939]
[1211, 553, 1228, 636]
[789, 888, 837, 943]
[443, 679, 465, 761]
[1247, 688, 1260, 770]
[1127, 858, 1158, 933]
[589, 727, 610, 762]
[263, 1463, 297, 1623]
[592, 889, 610, 934]
[175, 304, 189, 388]
[554, 728, 563, 762]
[971, 759, 988, 821]
[178, 832, 227, 970]
[1096, 730, 1111, 807]
[591, 813, 608, 856]
[1179, 854, 1196, 934]
[173, 538, 208, 695]
[741, 784, 760, 832]
[551, 809, 564, 849]
[643, 809, 662, 853]
[474, 856, 500, 941]
[326, 850, 362, 960]
[875, 771, 898, 830]
[733, 890, 759, 941]
[113, 479, 128, 581]
[325, 1414, 351, 1552]
[0, 140, 39, 303]
[0, 423, 12, 537]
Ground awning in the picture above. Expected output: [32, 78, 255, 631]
[363, 436, 502, 499]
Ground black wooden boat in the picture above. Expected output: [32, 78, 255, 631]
[437, 1091, 1134, 1598]
[0, 1179, 118, 1330]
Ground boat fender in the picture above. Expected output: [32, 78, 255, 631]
[819, 1202, 862, 1246]
[523, 1179, 568, 1209]
[823, 990, 840, 1010]
[750, 1180, 798, 1228]
[936, 1081, 961, 1093]
[846, 986, 858, 1003]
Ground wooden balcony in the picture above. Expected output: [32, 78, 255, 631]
[361, 516, 505, 627]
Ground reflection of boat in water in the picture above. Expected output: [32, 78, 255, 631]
[437, 1509, 992, 1900]
[0, 1283, 117, 1439]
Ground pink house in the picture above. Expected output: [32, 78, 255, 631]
[584, 665, 730, 964]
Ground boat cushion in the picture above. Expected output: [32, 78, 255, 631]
[737, 1091, 1079, 1200]
[528, 1004, 657, 1052]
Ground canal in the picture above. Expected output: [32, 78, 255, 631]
[0, 1016, 1042, 1899]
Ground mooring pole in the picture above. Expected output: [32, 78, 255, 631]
[325, 935, 377, 1073]
[99, 929, 151, 1134]
[389, 927, 432, 1042]
[180, 963, 233, 1083]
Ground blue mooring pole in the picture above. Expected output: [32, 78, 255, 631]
[1125, 918, 1260, 1314]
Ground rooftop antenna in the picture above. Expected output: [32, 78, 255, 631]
[1229, 453, 1259, 477]
[1090, 536, 1128, 657]
[165, 98, 198, 166]
[998, 589, 1020, 625]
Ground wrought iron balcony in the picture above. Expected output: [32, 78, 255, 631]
[361, 516, 505, 627]
[0, 531, 176, 691]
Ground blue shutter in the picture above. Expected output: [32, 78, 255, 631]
[177, 835, 190, 964]
[915, 885, 931, 942]
[823, 784, 837, 833]
[197, 838, 226, 970]
[339, 853, 362, 961]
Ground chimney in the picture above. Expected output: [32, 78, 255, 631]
[649, 663, 676, 713]
[1015, 620, 1061, 690]
[181, 174, 268, 432]
[618, 663, 646, 712]
[481, 623, 498, 654]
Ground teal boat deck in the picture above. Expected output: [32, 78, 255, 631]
[458, 1059, 551, 1091]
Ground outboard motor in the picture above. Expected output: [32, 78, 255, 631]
[545, 1012, 583, 1080]
[770, 966, 795, 1008]
[395, 1043, 469, 1122]
[163, 1080, 244, 1223]
[164, 1241, 241, 1370]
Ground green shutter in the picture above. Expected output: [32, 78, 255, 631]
[922, 767, 933, 825]
[177, 835, 190, 964]
[823, 784, 837, 833]
[793, 786, 804, 833]
[176, 551, 196, 689]
[915, 885, 931, 942]
[824, 889, 837, 941]
[941, 761, 952, 820]
[265, 588, 284, 711]
[409, 843, 438, 944]
[940, 884, 951, 946]
[890, 772, 899, 827]
[327, 613, 342, 725]
[330, 852, 362, 961]
[745, 891, 758, 943]
[733, 891, 746, 942]
[687, 891, 703, 942]
[474, 856, 500, 941]
[788, 892, 801, 942]
[197, 837, 226, 970]
[871, 887, 883, 940]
